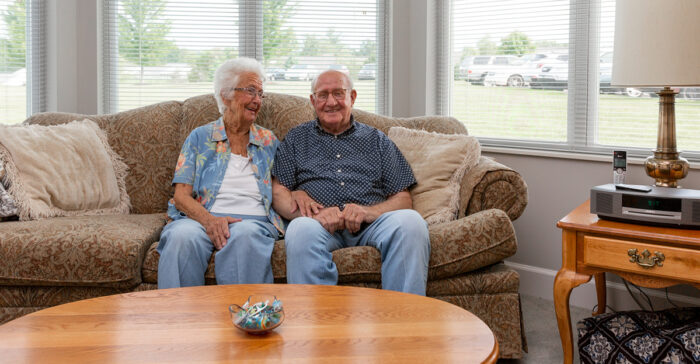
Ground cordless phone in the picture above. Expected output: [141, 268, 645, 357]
[613, 151, 626, 185]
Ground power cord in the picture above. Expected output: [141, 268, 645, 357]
[665, 287, 680, 308]
[623, 279, 654, 311]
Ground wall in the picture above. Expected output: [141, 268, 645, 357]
[49, 1, 700, 310]
[490, 152, 700, 310]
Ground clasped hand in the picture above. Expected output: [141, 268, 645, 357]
[290, 190, 369, 234]
[313, 204, 368, 234]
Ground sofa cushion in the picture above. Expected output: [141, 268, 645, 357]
[426, 263, 519, 296]
[143, 210, 516, 284]
[428, 209, 517, 280]
[0, 119, 130, 220]
[388, 126, 481, 225]
[0, 214, 167, 288]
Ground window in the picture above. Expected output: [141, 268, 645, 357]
[0, 0, 45, 125]
[102, 0, 388, 114]
[102, 0, 242, 112]
[450, 0, 570, 143]
[261, 0, 385, 113]
[447, 0, 700, 158]
[596, 0, 700, 152]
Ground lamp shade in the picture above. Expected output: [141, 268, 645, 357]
[612, 0, 700, 87]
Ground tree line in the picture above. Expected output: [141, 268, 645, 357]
[1, 0, 377, 82]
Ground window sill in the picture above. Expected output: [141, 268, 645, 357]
[482, 146, 700, 170]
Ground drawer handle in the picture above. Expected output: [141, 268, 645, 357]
[628, 249, 665, 268]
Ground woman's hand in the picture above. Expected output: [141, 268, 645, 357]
[202, 215, 241, 250]
[290, 190, 323, 217]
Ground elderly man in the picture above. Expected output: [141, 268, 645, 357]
[272, 70, 430, 295]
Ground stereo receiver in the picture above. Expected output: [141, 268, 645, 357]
[590, 184, 700, 228]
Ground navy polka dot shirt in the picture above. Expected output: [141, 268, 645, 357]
[272, 116, 416, 208]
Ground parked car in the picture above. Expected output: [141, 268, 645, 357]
[482, 53, 566, 87]
[327, 64, 350, 76]
[1, 68, 26, 86]
[599, 52, 660, 97]
[680, 87, 700, 100]
[358, 63, 377, 80]
[465, 55, 520, 85]
[285, 64, 348, 81]
[455, 57, 474, 80]
[265, 68, 285, 81]
[283, 64, 323, 81]
[526, 54, 569, 90]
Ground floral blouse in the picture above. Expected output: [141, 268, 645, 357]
[167, 117, 285, 233]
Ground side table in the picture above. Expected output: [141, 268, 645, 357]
[554, 200, 700, 364]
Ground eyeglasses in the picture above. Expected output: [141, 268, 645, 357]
[234, 87, 265, 99]
[313, 88, 348, 102]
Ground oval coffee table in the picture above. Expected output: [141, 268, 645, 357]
[0, 284, 498, 363]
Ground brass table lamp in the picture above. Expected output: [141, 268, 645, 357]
[612, 0, 700, 188]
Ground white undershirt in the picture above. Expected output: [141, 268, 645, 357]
[209, 153, 267, 216]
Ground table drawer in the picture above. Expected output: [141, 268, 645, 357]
[583, 236, 700, 283]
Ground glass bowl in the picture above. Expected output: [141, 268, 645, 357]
[229, 295, 284, 335]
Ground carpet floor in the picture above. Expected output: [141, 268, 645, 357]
[498, 294, 592, 363]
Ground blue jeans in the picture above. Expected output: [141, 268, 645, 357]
[284, 209, 430, 295]
[157, 213, 279, 289]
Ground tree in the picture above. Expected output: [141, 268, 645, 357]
[477, 35, 496, 55]
[322, 28, 341, 56]
[354, 40, 377, 64]
[187, 48, 237, 82]
[498, 31, 534, 56]
[262, 0, 296, 65]
[118, 0, 177, 82]
[300, 35, 321, 56]
[1, 0, 26, 72]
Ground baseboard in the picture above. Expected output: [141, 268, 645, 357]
[505, 261, 700, 311]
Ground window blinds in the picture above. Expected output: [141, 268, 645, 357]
[0, 0, 44, 125]
[102, 0, 242, 113]
[446, 0, 700, 156]
[595, 0, 700, 153]
[449, 0, 570, 143]
[102, 0, 386, 115]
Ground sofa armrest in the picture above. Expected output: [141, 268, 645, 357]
[458, 156, 528, 221]
[428, 209, 517, 280]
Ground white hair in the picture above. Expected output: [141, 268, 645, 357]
[310, 70, 354, 93]
[214, 57, 265, 114]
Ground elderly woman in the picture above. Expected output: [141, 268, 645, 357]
[157, 57, 285, 288]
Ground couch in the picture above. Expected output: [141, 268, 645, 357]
[0, 92, 528, 358]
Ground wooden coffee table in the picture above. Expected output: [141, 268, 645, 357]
[0, 284, 498, 363]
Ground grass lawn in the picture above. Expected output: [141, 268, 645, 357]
[107, 80, 378, 115]
[451, 83, 700, 151]
[4, 80, 699, 152]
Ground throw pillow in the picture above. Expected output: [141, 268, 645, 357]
[388, 126, 480, 225]
[0, 119, 130, 220]
[0, 169, 18, 219]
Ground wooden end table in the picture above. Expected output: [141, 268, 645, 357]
[554, 200, 700, 364]
[0, 284, 498, 363]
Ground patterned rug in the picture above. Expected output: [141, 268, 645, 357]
[577, 307, 700, 364]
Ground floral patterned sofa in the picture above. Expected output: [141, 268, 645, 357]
[0, 92, 528, 358]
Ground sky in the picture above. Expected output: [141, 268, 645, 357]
[451, 0, 617, 61]
[152, 0, 378, 50]
[1, 0, 619, 57]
